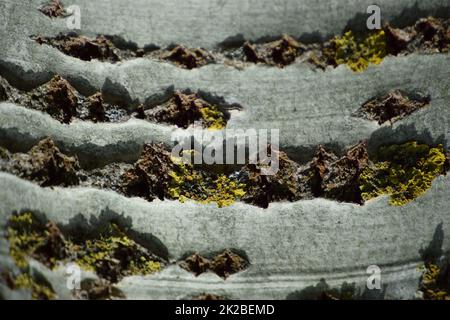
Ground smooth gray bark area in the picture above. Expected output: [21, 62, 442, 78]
[0, 0, 449, 299]
[2, 0, 450, 48]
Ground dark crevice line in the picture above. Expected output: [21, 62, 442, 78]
[30, 17, 450, 72]
[0, 74, 238, 129]
[1, 137, 449, 209]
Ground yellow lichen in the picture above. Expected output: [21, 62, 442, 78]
[0, 146, 10, 159]
[330, 30, 387, 72]
[5, 213, 56, 299]
[359, 142, 446, 205]
[419, 264, 450, 300]
[7, 212, 46, 269]
[6, 214, 161, 288]
[75, 223, 161, 278]
[200, 106, 227, 130]
[168, 158, 246, 207]
[129, 259, 161, 275]
[13, 273, 55, 300]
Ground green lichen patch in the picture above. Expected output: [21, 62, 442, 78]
[359, 142, 446, 206]
[0, 146, 10, 160]
[123, 141, 448, 208]
[11, 272, 56, 300]
[122, 143, 245, 207]
[179, 249, 249, 279]
[168, 157, 246, 208]
[5, 213, 57, 299]
[73, 223, 162, 282]
[6, 212, 164, 288]
[294, 141, 446, 207]
[1, 269, 55, 300]
[199, 105, 228, 130]
[7, 212, 64, 269]
[239, 17, 449, 71]
[419, 263, 450, 300]
[324, 30, 387, 72]
[31, 17, 448, 72]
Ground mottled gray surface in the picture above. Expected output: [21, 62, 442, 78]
[0, 0, 449, 300]
[1, 52, 450, 166]
[1, 172, 448, 299]
[2, 0, 450, 49]
[1, 0, 450, 164]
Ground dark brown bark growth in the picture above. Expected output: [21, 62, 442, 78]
[44, 75, 79, 123]
[240, 148, 301, 208]
[179, 253, 211, 276]
[86, 92, 106, 122]
[144, 91, 226, 129]
[0, 74, 129, 124]
[192, 294, 225, 300]
[75, 279, 125, 300]
[271, 35, 302, 66]
[78, 163, 133, 194]
[39, 0, 65, 18]
[122, 143, 175, 201]
[7, 214, 165, 287]
[242, 42, 267, 63]
[298, 142, 369, 204]
[415, 18, 450, 52]
[210, 249, 249, 279]
[147, 92, 202, 128]
[298, 145, 339, 198]
[444, 152, 450, 173]
[356, 90, 429, 125]
[0, 82, 7, 101]
[33, 221, 68, 265]
[321, 142, 369, 204]
[162, 45, 212, 69]
[238, 143, 367, 208]
[35, 34, 121, 62]
[384, 25, 413, 55]
[135, 104, 146, 119]
[9, 138, 80, 187]
[384, 17, 450, 55]
[179, 250, 249, 279]
[242, 35, 303, 67]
